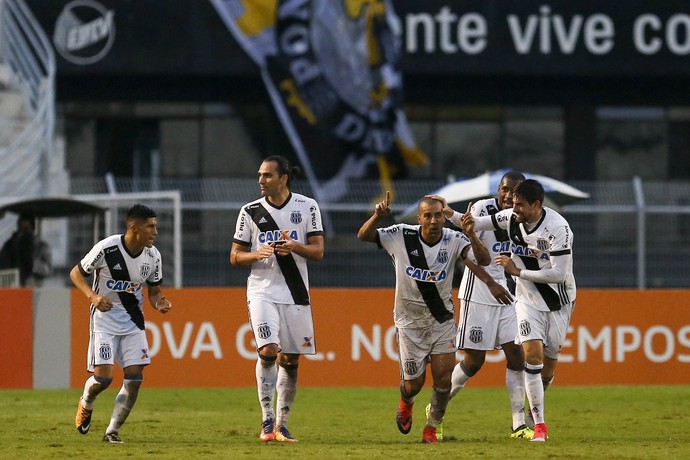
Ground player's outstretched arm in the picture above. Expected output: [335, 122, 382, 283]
[358, 191, 390, 243]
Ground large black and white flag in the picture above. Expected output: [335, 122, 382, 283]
[211, 0, 427, 202]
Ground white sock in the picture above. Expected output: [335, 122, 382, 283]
[450, 361, 473, 399]
[106, 378, 141, 434]
[275, 364, 298, 428]
[81, 376, 107, 410]
[256, 358, 277, 422]
[506, 368, 526, 429]
[524, 363, 545, 425]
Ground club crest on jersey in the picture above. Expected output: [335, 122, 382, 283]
[258, 229, 299, 244]
[536, 238, 550, 251]
[140, 263, 151, 279]
[106, 279, 141, 293]
[405, 266, 447, 282]
[290, 210, 302, 224]
[437, 249, 448, 264]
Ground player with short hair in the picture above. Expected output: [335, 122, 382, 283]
[231, 155, 325, 443]
[357, 194, 490, 444]
[70, 203, 172, 444]
[453, 179, 577, 442]
[428, 171, 532, 440]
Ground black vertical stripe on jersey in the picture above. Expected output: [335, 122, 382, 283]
[487, 202, 515, 294]
[103, 245, 146, 330]
[247, 203, 310, 305]
[403, 228, 453, 324]
[508, 214, 561, 309]
[517, 254, 562, 311]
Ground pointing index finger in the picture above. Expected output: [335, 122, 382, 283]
[385, 190, 390, 207]
[466, 201, 473, 214]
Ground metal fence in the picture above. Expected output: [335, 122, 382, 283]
[67, 176, 690, 289]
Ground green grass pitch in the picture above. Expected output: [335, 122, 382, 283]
[1, 386, 688, 459]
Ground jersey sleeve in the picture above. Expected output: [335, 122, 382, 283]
[78, 240, 105, 276]
[549, 222, 573, 254]
[376, 224, 402, 252]
[306, 199, 324, 237]
[147, 248, 163, 286]
[233, 206, 252, 246]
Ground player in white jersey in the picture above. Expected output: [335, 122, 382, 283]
[70, 204, 172, 444]
[358, 194, 490, 444]
[231, 155, 324, 443]
[454, 179, 576, 442]
[430, 171, 533, 440]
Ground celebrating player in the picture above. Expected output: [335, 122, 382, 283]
[449, 179, 577, 442]
[357, 193, 490, 444]
[71, 203, 172, 444]
[230, 155, 325, 443]
[428, 171, 532, 440]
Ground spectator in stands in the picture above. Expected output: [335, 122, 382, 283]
[0, 213, 52, 286]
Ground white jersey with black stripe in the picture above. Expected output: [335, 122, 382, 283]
[233, 192, 324, 305]
[78, 234, 163, 334]
[377, 224, 471, 328]
[474, 207, 576, 312]
[458, 198, 511, 306]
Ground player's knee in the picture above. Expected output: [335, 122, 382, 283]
[94, 376, 113, 389]
[279, 362, 299, 377]
[259, 353, 277, 366]
[459, 360, 479, 377]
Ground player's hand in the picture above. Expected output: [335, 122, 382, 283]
[156, 296, 172, 314]
[488, 283, 514, 305]
[90, 293, 113, 312]
[425, 194, 454, 218]
[374, 190, 391, 217]
[495, 255, 518, 276]
[460, 202, 475, 233]
[256, 245, 275, 260]
[272, 235, 295, 256]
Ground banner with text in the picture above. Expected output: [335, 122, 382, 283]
[69, 288, 690, 388]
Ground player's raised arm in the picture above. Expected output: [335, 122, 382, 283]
[358, 191, 391, 242]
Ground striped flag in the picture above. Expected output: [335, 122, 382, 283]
[211, 0, 427, 202]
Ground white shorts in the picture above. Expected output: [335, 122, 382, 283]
[457, 299, 518, 351]
[397, 320, 457, 380]
[247, 298, 316, 355]
[516, 301, 575, 359]
[87, 330, 151, 372]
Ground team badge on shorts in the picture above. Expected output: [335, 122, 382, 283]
[257, 323, 272, 339]
[290, 211, 302, 224]
[99, 343, 112, 360]
[469, 326, 483, 344]
[519, 319, 531, 337]
[404, 360, 418, 376]
[437, 249, 448, 264]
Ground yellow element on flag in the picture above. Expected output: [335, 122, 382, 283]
[397, 139, 429, 167]
[344, 0, 386, 66]
[280, 79, 317, 125]
[237, 0, 278, 36]
[375, 154, 395, 205]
